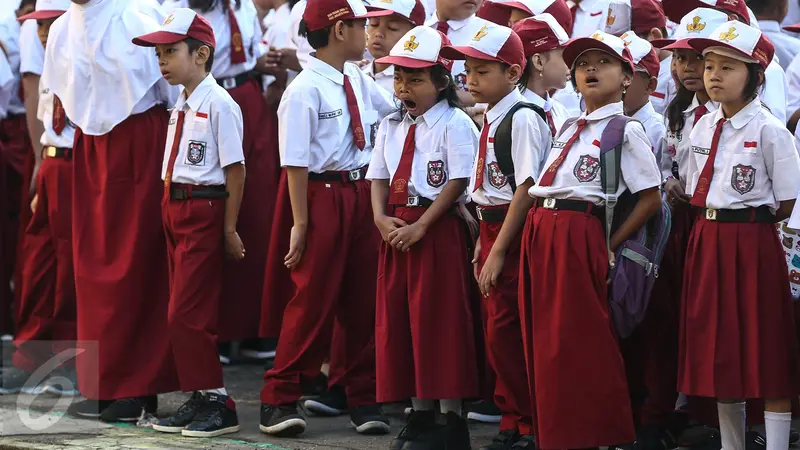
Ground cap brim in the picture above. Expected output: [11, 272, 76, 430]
[132, 31, 189, 47]
[650, 38, 676, 49]
[18, 10, 66, 21]
[439, 45, 502, 63]
[375, 55, 438, 68]
[562, 37, 634, 71]
[687, 37, 756, 63]
[359, 10, 394, 19]
[661, 39, 694, 51]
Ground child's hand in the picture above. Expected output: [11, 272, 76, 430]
[478, 249, 505, 297]
[607, 249, 616, 285]
[225, 231, 246, 260]
[30, 193, 38, 213]
[388, 222, 427, 252]
[375, 215, 408, 242]
[664, 178, 690, 207]
[285, 225, 307, 269]
[471, 238, 481, 282]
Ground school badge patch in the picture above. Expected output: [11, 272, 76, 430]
[187, 140, 206, 165]
[487, 162, 507, 189]
[730, 164, 755, 195]
[573, 154, 600, 182]
[427, 160, 446, 187]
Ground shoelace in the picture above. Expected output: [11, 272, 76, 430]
[177, 393, 204, 415]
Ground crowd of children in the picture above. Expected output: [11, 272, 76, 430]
[4, 0, 800, 449]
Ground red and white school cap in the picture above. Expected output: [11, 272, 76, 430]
[365, 0, 426, 26]
[494, 0, 572, 33]
[620, 31, 659, 77]
[17, 0, 70, 21]
[562, 30, 636, 72]
[477, 0, 512, 26]
[303, 0, 382, 31]
[376, 26, 454, 70]
[132, 8, 216, 49]
[652, 7, 729, 50]
[604, 0, 666, 37]
[512, 13, 569, 56]
[440, 23, 526, 68]
[688, 20, 774, 69]
[695, 0, 750, 24]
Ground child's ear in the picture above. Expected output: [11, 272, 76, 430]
[646, 75, 657, 94]
[196, 45, 211, 67]
[647, 27, 663, 41]
[333, 20, 346, 42]
[531, 53, 545, 72]
[622, 71, 632, 90]
[507, 64, 522, 84]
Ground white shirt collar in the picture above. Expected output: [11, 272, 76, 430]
[578, 0, 605, 12]
[406, 99, 449, 127]
[307, 54, 344, 85]
[175, 74, 216, 112]
[486, 89, 524, 124]
[522, 88, 547, 109]
[631, 101, 656, 122]
[425, 13, 473, 31]
[684, 94, 718, 114]
[708, 97, 762, 130]
[365, 62, 394, 79]
[584, 101, 623, 121]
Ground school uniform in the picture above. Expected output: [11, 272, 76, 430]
[567, 0, 609, 37]
[261, 2, 293, 89]
[40, 0, 180, 400]
[362, 62, 394, 95]
[651, 56, 675, 115]
[424, 14, 490, 90]
[787, 53, 800, 118]
[632, 100, 666, 160]
[469, 89, 550, 435]
[368, 98, 480, 402]
[287, 0, 314, 69]
[523, 101, 660, 448]
[763, 59, 788, 124]
[680, 97, 800, 399]
[0, 26, 16, 335]
[522, 88, 570, 137]
[260, 55, 394, 407]
[162, 74, 244, 391]
[760, 20, 800, 72]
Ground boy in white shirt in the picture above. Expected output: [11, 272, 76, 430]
[133, 9, 245, 438]
[621, 32, 667, 160]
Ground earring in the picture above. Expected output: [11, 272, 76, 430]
[539, 72, 544, 77]
[622, 88, 627, 95]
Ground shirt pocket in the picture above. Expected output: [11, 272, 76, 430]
[424, 152, 447, 189]
[721, 151, 761, 199]
[183, 127, 212, 167]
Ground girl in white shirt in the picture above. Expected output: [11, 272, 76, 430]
[519, 30, 662, 449]
[682, 21, 800, 450]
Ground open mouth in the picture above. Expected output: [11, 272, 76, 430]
[403, 99, 418, 111]
[584, 75, 599, 86]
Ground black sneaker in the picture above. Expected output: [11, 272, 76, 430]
[240, 338, 277, 360]
[510, 435, 535, 449]
[99, 396, 158, 422]
[152, 392, 206, 433]
[182, 393, 240, 438]
[442, 411, 471, 450]
[260, 403, 307, 437]
[350, 403, 390, 435]
[480, 429, 520, 450]
[66, 399, 112, 419]
[746, 431, 765, 450]
[390, 409, 436, 450]
[304, 384, 347, 416]
[0, 365, 47, 394]
[467, 400, 502, 424]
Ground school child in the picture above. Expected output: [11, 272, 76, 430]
[568, 0, 610, 37]
[441, 21, 549, 450]
[620, 32, 666, 158]
[424, 0, 488, 92]
[520, 30, 663, 449]
[363, 0, 426, 93]
[367, 25, 479, 450]
[41, 0, 179, 422]
[259, 0, 395, 437]
[131, 9, 245, 437]
[493, 0, 572, 30]
[0, 0, 77, 397]
[512, 13, 571, 135]
[679, 20, 800, 450]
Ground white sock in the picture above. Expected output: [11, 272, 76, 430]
[718, 401, 746, 450]
[203, 388, 227, 396]
[411, 397, 435, 411]
[439, 398, 462, 415]
[765, 411, 792, 450]
[675, 392, 689, 411]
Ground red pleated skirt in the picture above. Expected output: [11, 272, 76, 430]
[679, 217, 800, 399]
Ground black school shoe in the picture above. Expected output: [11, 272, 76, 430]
[390, 410, 437, 450]
[510, 435, 535, 449]
[152, 391, 206, 433]
[467, 400, 502, 424]
[99, 396, 158, 422]
[304, 384, 347, 416]
[67, 399, 113, 419]
[181, 393, 240, 438]
[260, 402, 307, 437]
[350, 403, 390, 435]
[404, 411, 471, 450]
[480, 429, 520, 450]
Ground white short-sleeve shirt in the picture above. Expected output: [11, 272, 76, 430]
[162, 74, 245, 186]
[261, 2, 293, 88]
[651, 56, 675, 116]
[470, 89, 552, 206]
[37, 85, 76, 149]
[367, 100, 478, 203]
[686, 97, 800, 210]
[529, 101, 661, 204]
[632, 100, 666, 163]
[278, 56, 395, 172]
[522, 87, 572, 136]
[0, 15, 24, 115]
[362, 62, 395, 96]
[786, 53, 800, 114]
[18, 20, 43, 76]
[287, 0, 313, 70]
[424, 14, 490, 91]
[663, 95, 717, 186]
[763, 60, 788, 124]
[568, 0, 609, 38]
[0, 51, 13, 119]
[761, 20, 800, 72]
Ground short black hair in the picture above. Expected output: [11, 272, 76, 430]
[743, 62, 765, 101]
[186, 37, 215, 73]
[299, 19, 360, 50]
[746, 0, 773, 16]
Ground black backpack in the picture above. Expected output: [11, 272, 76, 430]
[492, 101, 548, 193]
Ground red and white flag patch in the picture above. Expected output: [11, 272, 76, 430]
[743, 141, 757, 148]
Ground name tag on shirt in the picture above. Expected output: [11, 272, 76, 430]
[319, 109, 343, 120]
[692, 146, 710, 155]
[553, 141, 566, 149]
[169, 118, 177, 125]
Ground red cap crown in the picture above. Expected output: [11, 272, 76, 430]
[132, 8, 216, 49]
[512, 13, 570, 56]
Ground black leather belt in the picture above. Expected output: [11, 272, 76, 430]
[217, 72, 255, 90]
[308, 167, 367, 183]
[699, 206, 775, 223]
[403, 196, 433, 207]
[536, 197, 604, 218]
[170, 184, 228, 200]
[476, 205, 508, 223]
[42, 146, 71, 159]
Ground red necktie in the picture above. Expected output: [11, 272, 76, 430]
[225, 0, 247, 64]
[52, 95, 66, 136]
[569, 3, 578, 35]
[389, 123, 417, 204]
[692, 104, 708, 127]
[545, 110, 557, 137]
[164, 110, 186, 196]
[537, 119, 587, 187]
[690, 118, 725, 208]
[343, 76, 366, 150]
[436, 21, 449, 35]
[473, 116, 491, 192]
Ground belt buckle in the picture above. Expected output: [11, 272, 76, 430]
[705, 208, 718, 221]
[173, 189, 188, 200]
[543, 198, 557, 209]
[46, 146, 56, 158]
[407, 196, 419, 207]
[476, 207, 484, 221]
[222, 78, 237, 90]
[348, 169, 362, 181]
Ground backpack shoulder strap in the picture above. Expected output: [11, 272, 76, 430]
[599, 116, 637, 256]
[493, 101, 547, 193]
